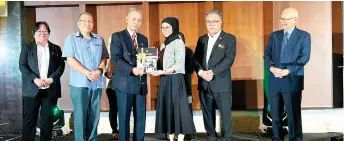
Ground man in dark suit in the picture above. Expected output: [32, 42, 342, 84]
[193, 10, 236, 141]
[110, 8, 148, 141]
[19, 21, 65, 141]
[263, 8, 311, 141]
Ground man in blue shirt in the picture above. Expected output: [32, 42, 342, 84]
[62, 12, 109, 141]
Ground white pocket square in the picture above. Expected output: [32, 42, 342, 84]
[218, 44, 225, 48]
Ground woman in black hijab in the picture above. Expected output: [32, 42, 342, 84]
[152, 17, 196, 141]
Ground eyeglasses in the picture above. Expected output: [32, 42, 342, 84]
[206, 20, 220, 24]
[79, 20, 93, 24]
[160, 26, 171, 30]
[279, 17, 296, 21]
[36, 30, 48, 34]
[130, 18, 142, 23]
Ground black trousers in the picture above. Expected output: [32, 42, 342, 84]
[269, 91, 303, 141]
[22, 89, 57, 141]
[184, 74, 194, 139]
[199, 88, 233, 141]
[106, 88, 118, 134]
[184, 74, 192, 98]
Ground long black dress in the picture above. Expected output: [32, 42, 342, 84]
[154, 48, 196, 135]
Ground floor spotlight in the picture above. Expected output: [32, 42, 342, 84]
[37, 105, 65, 138]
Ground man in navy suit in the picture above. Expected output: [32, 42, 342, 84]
[110, 8, 148, 141]
[264, 8, 311, 141]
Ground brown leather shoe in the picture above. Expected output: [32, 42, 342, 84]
[112, 133, 119, 140]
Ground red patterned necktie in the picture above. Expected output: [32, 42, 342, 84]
[132, 33, 138, 52]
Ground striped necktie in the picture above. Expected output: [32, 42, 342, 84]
[281, 32, 289, 57]
[132, 33, 138, 53]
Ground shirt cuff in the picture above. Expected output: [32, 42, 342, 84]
[198, 70, 204, 76]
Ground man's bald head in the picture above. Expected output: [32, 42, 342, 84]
[280, 7, 298, 30]
[282, 8, 299, 19]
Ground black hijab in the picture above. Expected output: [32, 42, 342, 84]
[162, 17, 180, 46]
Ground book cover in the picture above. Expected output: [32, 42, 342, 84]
[137, 48, 158, 73]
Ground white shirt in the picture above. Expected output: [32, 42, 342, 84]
[284, 26, 295, 39]
[198, 30, 222, 76]
[37, 43, 50, 89]
[206, 30, 222, 65]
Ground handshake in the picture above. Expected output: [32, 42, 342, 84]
[270, 66, 290, 78]
[200, 70, 214, 82]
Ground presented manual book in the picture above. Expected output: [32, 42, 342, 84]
[137, 48, 158, 73]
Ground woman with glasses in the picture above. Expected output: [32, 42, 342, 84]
[152, 17, 196, 141]
[19, 21, 65, 141]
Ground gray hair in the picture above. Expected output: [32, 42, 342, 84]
[78, 12, 93, 21]
[205, 10, 223, 21]
[127, 8, 141, 17]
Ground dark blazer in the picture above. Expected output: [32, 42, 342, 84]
[194, 31, 236, 93]
[110, 29, 148, 95]
[185, 46, 194, 75]
[263, 27, 311, 93]
[19, 41, 65, 99]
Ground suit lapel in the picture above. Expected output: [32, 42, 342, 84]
[47, 42, 53, 76]
[209, 31, 224, 59]
[277, 30, 284, 60]
[31, 43, 40, 75]
[281, 28, 299, 57]
[123, 29, 135, 54]
[202, 36, 209, 67]
[136, 34, 145, 48]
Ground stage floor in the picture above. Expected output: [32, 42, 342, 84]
[0, 132, 342, 141]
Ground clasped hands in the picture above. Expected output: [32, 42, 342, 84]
[270, 66, 290, 78]
[200, 70, 214, 82]
[34, 78, 53, 88]
[85, 69, 102, 81]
